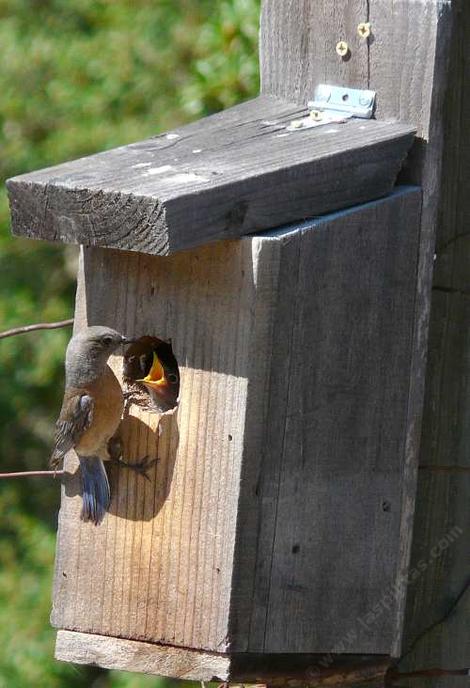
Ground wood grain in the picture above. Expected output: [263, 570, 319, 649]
[55, 629, 391, 685]
[260, 0, 370, 102]
[231, 187, 423, 654]
[261, 0, 448, 131]
[55, 630, 231, 681]
[7, 96, 414, 255]
[52, 189, 424, 660]
[261, 0, 468, 676]
[398, 2, 470, 676]
[52, 238, 259, 651]
[372, 0, 470, 678]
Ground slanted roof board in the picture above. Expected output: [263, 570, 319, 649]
[7, 95, 415, 256]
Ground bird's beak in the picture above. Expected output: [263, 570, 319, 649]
[122, 336, 137, 345]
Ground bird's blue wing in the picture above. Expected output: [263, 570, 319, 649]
[50, 392, 94, 468]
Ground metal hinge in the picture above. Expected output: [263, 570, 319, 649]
[287, 84, 376, 131]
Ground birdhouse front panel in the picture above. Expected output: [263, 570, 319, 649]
[51, 187, 423, 661]
[53, 236, 261, 652]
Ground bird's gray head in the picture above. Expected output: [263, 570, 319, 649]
[65, 326, 133, 386]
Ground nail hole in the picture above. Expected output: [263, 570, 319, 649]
[342, 93, 349, 102]
[292, 544, 300, 554]
[382, 500, 391, 512]
[228, 434, 233, 441]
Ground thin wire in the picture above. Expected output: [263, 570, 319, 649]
[0, 470, 64, 479]
[0, 318, 73, 340]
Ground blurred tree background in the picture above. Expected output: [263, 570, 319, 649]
[0, 1, 260, 685]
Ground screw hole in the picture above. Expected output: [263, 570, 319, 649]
[342, 93, 349, 102]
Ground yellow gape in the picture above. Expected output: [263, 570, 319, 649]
[137, 351, 166, 388]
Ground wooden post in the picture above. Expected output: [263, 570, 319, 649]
[261, 0, 469, 679]
[398, 1, 470, 678]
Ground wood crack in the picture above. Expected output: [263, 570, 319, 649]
[400, 576, 470, 662]
[435, 231, 470, 254]
[432, 285, 470, 298]
[419, 464, 470, 473]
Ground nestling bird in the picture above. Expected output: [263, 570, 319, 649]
[50, 325, 132, 525]
[123, 335, 180, 413]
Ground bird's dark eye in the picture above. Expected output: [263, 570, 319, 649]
[103, 336, 113, 345]
[167, 372, 178, 384]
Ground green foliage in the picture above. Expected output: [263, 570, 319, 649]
[0, 1, 260, 685]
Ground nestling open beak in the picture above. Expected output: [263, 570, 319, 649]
[137, 351, 167, 388]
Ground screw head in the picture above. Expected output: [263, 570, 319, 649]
[359, 94, 372, 106]
[357, 22, 371, 38]
[335, 40, 349, 57]
[310, 110, 323, 121]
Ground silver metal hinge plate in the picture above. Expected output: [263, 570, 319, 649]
[287, 84, 376, 131]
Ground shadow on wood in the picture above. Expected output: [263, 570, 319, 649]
[55, 629, 391, 686]
[107, 413, 178, 523]
[61, 412, 178, 524]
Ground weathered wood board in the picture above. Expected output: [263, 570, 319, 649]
[399, 1, 470, 673]
[260, 0, 449, 133]
[231, 187, 423, 654]
[260, 2, 469, 680]
[55, 630, 390, 686]
[6, 95, 414, 255]
[55, 630, 232, 682]
[51, 187, 424, 661]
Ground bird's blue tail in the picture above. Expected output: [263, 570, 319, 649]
[79, 457, 110, 525]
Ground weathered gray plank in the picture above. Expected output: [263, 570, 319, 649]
[260, 0, 370, 101]
[261, 0, 449, 135]
[399, 471, 469, 680]
[7, 95, 414, 255]
[231, 187, 423, 654]
[265, 190, 422, 654]
[373, 1, 470, 681]
[260, 1, 468, 677]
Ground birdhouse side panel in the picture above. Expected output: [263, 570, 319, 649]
[230, 188, 424, 655]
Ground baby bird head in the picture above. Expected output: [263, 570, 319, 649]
[65, 326, 134, 386]
[123, 335, 180, 413]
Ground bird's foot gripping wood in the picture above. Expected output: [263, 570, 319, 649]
[107, 434, 158, 480]
[111, 456, 158, 481]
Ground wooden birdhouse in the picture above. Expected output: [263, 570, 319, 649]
[7, 1, 457, 685]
